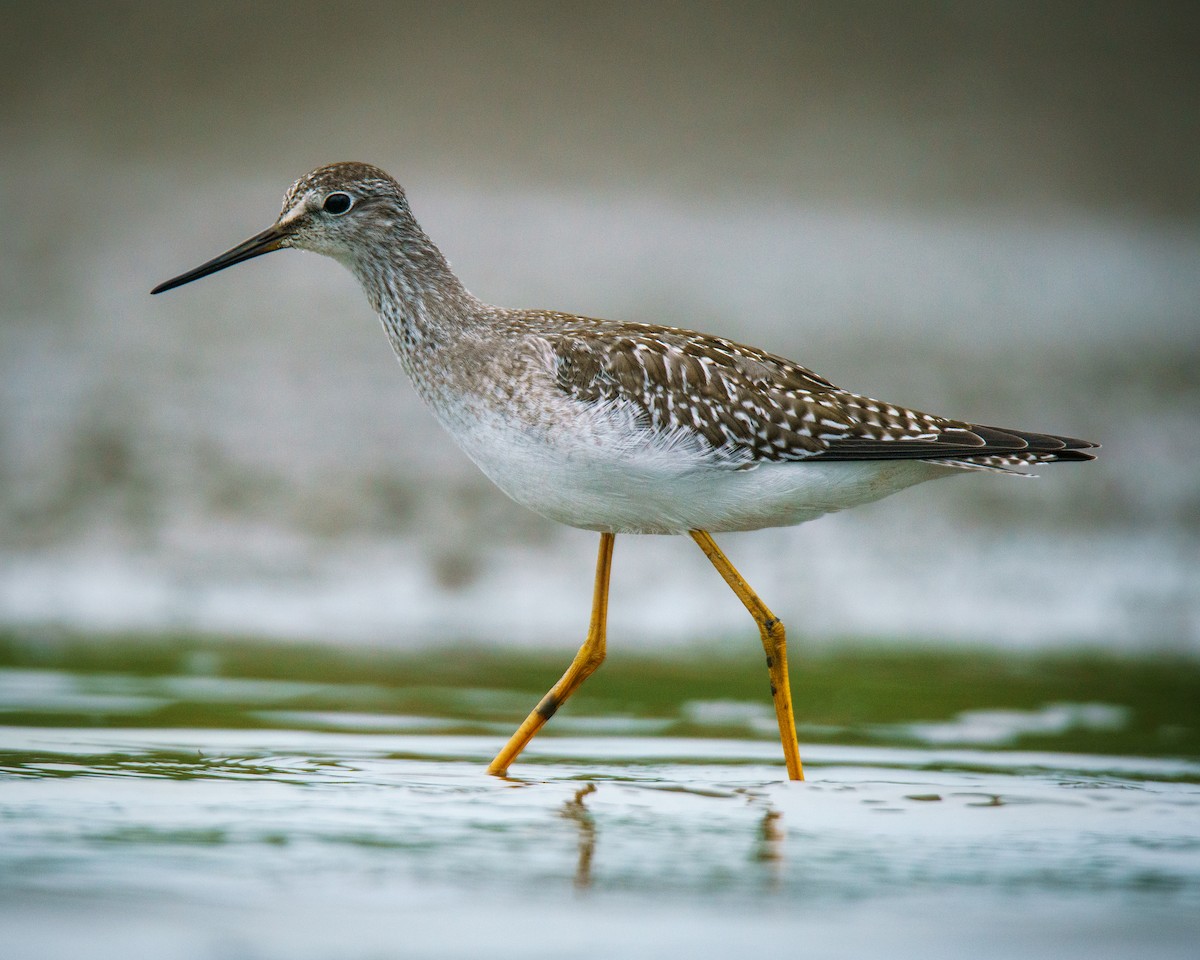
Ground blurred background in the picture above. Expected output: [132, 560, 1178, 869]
[1, 0, 1197, 656]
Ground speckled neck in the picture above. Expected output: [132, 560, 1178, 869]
[347, 211, 478, 365]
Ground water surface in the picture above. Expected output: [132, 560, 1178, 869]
[2, 644, 1198, 959]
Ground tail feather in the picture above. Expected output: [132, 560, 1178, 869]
[819, 423, 1099, 466]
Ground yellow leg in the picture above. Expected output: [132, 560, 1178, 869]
[690, 530, 804, 781]
[488, 532, 616, 777]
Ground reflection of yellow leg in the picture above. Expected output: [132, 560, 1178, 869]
[488, 533, 616, 777]
[690, 530, 804, 781]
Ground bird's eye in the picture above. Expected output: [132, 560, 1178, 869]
[322, 192, 353, 215]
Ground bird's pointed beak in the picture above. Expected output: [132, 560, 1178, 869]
[151, 222, 290, 295]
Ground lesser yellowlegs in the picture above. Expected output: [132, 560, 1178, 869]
[152, 162, 1098, 781]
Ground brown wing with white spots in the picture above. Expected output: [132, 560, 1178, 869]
[546, 320, 1097, 469]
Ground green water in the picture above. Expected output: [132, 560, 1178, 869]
[2, 635, 1199, 959]
[3, 633, 1197, 758]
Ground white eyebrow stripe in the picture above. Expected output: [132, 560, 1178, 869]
[278, 202, 308, 226]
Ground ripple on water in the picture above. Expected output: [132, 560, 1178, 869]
[1, 727, 1198, 958]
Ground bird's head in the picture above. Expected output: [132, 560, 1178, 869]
[151, 162, 410, 294]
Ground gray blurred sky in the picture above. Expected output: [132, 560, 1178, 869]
[3, 1, 1197, 216]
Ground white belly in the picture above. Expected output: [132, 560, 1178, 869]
[435, 396, 952, 534]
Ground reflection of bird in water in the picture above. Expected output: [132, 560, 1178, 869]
[754, 808, 785, 864]
[753, 806, 785, 893]
[153, 162, 1098, 781]
[560, 783, 598, 890]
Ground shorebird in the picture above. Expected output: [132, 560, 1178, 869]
[152, 162, 1098, 781]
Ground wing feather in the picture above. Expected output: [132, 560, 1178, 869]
[542, 318, 1097, 467]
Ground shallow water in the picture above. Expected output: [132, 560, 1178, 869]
[2, 649, 1199, 960]
[4, 730, 1199, 960]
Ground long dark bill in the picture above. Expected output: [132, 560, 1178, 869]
[151, 224, 288, 295]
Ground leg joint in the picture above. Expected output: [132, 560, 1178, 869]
[759, 614, 785, 648]
[582, 649, 606, 673]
